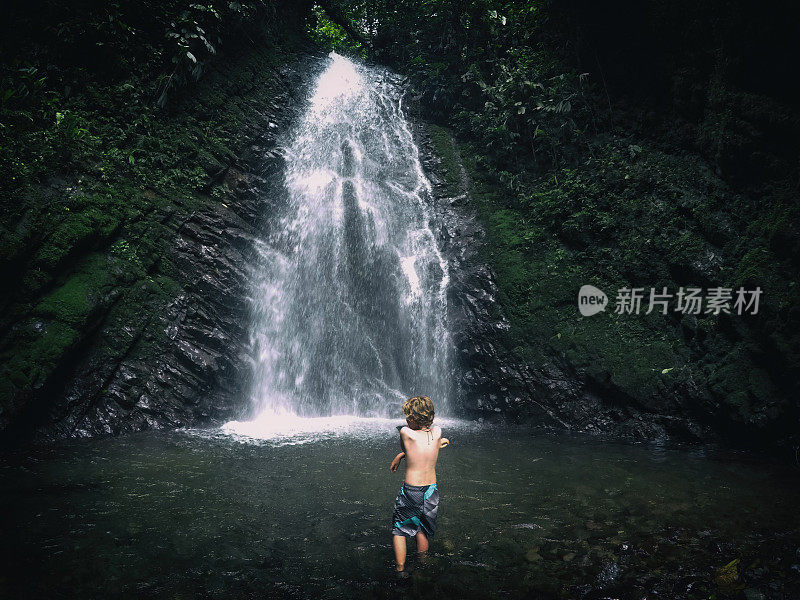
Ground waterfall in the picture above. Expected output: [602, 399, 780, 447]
[224, 53, 453, 436]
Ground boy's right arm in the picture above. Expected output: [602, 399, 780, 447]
[390, 425, 409, 472]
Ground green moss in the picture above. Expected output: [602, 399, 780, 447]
[428, 124, 464, 197]
[0, 321, 80, 404]
[35, 253, 118, 325]
[35, 275, 92, 325]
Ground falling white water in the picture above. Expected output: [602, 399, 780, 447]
[223, 53, 453, 439]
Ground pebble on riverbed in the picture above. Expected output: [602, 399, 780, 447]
[525, 547, 542, 562]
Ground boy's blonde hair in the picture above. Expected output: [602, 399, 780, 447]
[402, 396, 434, 428]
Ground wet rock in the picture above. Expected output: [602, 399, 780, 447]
[525, 547, 542, 562]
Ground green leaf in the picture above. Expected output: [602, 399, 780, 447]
[661, 367, 674, 374]
[186, 51, 196, 63]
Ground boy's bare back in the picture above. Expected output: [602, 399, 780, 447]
[399, 425, 442, 486]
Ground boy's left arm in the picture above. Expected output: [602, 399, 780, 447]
[390, 452, 405, 472]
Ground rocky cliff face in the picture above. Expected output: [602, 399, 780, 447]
[415, 116, 797, 455]
[417, 125, 618, 431]
[1, 44, 323, 442]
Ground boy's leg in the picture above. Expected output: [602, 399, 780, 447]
[415, 531, 429, 555]
[392, 534, 407, 571]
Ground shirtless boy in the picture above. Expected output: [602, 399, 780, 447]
[389, 395, 449, 574]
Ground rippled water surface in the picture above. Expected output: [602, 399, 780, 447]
[1, 424, 799, 599]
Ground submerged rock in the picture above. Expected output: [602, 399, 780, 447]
[525, 547, 542, 562]
[716, 558, 744, 592]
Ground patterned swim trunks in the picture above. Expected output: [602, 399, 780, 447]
[391, 482, 439, 537]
